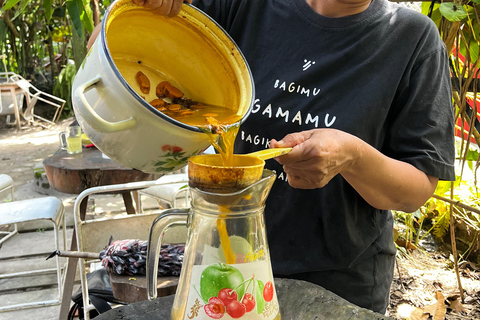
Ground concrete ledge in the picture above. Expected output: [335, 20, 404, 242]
[95, 278, 395, 320]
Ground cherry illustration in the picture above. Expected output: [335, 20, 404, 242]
[226, 300, 246, 318]
[241, 293, 255, 312]
[263, 281, 274, 302]
[204, 297, 225, 319]
[218, 288, 238, 305]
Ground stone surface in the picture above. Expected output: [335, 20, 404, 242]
[95, 278, 395, 320]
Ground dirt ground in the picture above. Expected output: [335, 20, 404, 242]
[387, 247, 480, 320]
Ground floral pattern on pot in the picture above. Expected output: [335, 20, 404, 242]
[154, 145, 199, 172]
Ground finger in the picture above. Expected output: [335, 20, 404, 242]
[143, 0, 163, 10]
[132, 0, 145, 5]
[167, 0, 183, 16]
[285, 174, 316, 189]
[184, 0, 193, 3]
[274, 131, 314, 148]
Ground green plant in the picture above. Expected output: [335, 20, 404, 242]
[53, 62, 77, 116]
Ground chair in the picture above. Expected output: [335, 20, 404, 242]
[0, 87, 25, 127]
[0, 174, 16, 245]
[136, 173, 190, 212]
[0, 54, 15, 83]
[0, 56, 25, 128]
[61, 179, 188, 320]
[0, 185, 66, 312]
[10, 74, 66, 128]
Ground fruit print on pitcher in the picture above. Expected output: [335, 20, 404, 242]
[185, 262, 279, 319]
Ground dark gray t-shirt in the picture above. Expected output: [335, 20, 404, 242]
[192, 0, 455, 274]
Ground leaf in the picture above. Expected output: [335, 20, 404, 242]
[446, 295, 465, 313]
[411, 209, 423, 219]
[421, 2, 442, 27]
[42, 0, 53, 21]
[435, 180, 452, 197]
[433, 291, 447, 320]
[439, 3, 468, 22]
[80, 0, 94, 33]
[66, 0, 84, 38]
[395, 238, 417, 251]
[2, 0, 21, 10]
[66, 0, 94, 37]
[255, 280, 265, 314]
[465, 149, 479, 161]
[12, 0, 29, 20]
[410, 292, 446, 320]
[410, 307, 429, 320]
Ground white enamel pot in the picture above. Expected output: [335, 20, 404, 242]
[72, 0, 254, 174]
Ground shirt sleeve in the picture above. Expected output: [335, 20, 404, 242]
[383, 34, 455, 181]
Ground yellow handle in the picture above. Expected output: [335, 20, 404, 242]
[247, 147, 292, 160]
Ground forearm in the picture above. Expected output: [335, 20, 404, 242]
[341, 138, 438, 212]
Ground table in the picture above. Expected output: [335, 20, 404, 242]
[0, 81, 24, 130]
[94, 278, 395, 320]
[44, 147, 160, 319]
[44, 147, 158, 217]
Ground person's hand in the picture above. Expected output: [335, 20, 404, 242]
[87, 0, 192, 50]
[132, 0, 192, 16]
[270, 129, 358, 189]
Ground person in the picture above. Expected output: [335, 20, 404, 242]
[91, 0, 455, 314]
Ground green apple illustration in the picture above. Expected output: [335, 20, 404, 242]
[218, 236, 252, 263]
[200, 263, 245, 303]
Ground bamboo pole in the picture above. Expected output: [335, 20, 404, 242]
[432, 194, 480, 215]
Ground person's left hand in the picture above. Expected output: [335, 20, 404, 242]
[270, 129, 359, 189]
[132, 0, 192, 16]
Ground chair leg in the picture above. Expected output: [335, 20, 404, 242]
[53, 223, 63, 298]
[133, 190, 142, 213]
[0, 223, 18, 245]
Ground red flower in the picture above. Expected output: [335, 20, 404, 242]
[161, 145, 171, 152]
[171, 146, 183, 153]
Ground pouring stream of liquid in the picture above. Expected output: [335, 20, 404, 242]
[205, 122, 292, 265]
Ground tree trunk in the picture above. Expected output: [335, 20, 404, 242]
[47, 36, 57, 82]
[1, 10, 20, 38]
[91, 0, 101, 26]
[71, 23, 87, 70]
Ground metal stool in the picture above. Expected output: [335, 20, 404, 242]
[0, 196, 66, 312]
[0, 174, 16, 245]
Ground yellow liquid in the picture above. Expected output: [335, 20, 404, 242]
[66, 137, 82, 154]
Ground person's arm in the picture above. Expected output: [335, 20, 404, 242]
[271, 129, 438, 213]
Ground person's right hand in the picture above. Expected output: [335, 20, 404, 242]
[132, 0, 192, 17]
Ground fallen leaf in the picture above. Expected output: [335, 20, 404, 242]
[395, 238, 417, 251]
[410, 307, 429, 320]
[433, 291, 447, 320]
[409, 291, 446, 320]
[446, 295, 465, 313]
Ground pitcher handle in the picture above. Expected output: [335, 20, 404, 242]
[73, 75, 137, 133]
[147, 208, 189, 300]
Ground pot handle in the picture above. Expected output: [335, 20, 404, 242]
[74, 75, 137, 133]
[146, 208, 189, 301]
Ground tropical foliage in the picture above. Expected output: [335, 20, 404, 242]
[0, 0, 106, 117]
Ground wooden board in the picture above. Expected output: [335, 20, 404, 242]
[110, 273, 178, 304]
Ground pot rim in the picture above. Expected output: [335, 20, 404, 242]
[101, 1, 254, 133]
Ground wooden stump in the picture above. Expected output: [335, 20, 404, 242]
[110, 274, 178, 304]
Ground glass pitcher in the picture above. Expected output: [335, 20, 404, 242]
[147, 169, 281, 320]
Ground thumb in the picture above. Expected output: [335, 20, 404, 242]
[271, 131, 313, 148]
